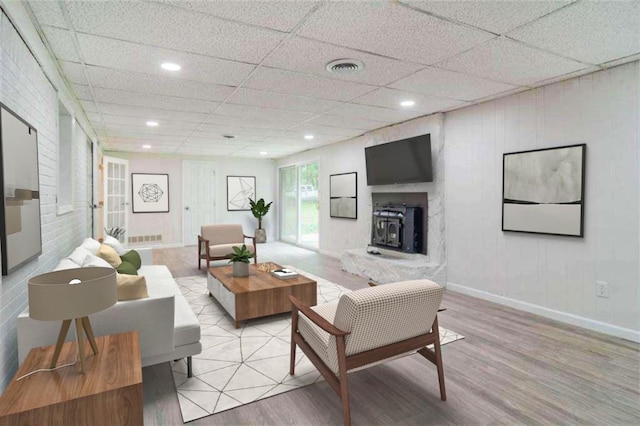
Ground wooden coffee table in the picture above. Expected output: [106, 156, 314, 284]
[207, 264, 317, 328]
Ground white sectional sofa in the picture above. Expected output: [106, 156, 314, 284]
[17, 240, 201, 376]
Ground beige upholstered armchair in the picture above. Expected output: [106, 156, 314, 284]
[198, 224, 256, 270]
[289, 279, 445, 426]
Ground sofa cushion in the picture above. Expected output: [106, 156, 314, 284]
[82, 253, 113, 269]
[208, 243, 255, 258]
[201, 224, 244, 245]
[69, 247, 91, 265]
[54, 258, 81, 271]
[298, 302, 338, 372]
[117, 261, 138, 275]
[120, 250, 142, 270]
[173, 292, 201, 347]
[116, 273, 149, 301]
[103, 235, 127, 255]
[97, 244, 122, 267]
[80, 238, 101, 254]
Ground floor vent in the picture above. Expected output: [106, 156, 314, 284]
[128, 234, 162, 243]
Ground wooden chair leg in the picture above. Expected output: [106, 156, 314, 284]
[187, 357, 193, 378]
[290, 310, 299, 375]
[336, 336, 351, 426]
[432, 315, 446, 401]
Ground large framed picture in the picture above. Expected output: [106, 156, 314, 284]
[227, 176, 255, 211]
[132, 173, 169, 213]
[0, 103, 42, 275]
[502, 144, 586, 237]
[330, 172, 357, 219]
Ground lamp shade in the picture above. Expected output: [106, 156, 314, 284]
[28, 267, 117, 321]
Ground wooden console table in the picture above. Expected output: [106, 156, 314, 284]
[0, 331, 143, 426]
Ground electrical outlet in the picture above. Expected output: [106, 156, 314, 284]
[596, 281, 609, 298]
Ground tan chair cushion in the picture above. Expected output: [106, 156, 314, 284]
[201, 224, 244, 245]
[208, 243, 255, 258]
[97, 244, 122, 268]
[116, 273, 149, 301]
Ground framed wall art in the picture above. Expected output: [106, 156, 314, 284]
[0, 103, 42, 275]
[132, 173, 169, 213]
[227, 176, 255, 211]
[330, 172, 357, 219]
[502, 144, 586, 237]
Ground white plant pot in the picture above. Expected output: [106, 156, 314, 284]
[232, 262, 249, 277]
[255, 228, 267, 243]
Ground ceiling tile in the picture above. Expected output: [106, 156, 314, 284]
[80, 100, 98, 113]
[306, 114, 390, 131]
[98, 124, 194, 138]
[96, 114, 200, 130]
[243, 67, 376, 101]
[65, 0, 285, 63]
[508, 1, 640, 65]
[328, 103, 421, 123]
[59, 61, 89, 85]
[156, 0, 319, 32]
[27, 1, 68, 28]
[288, 123, 363, 138]
[78, 64, 235, 102]
[226, 87, 342, 114]
[72, 84, 93, 100]
[205, 114, 299, 130]
[437, 37, 588, 86]
[76, 33, 255, 87]
[86, 86, 219, 113]
[262, 36, 425, 86]
[297, 2, 494, 64]
[41, 27, 79, 62]
[403, 1, 572, 35]
[352, 87, 467, 114]
[214, 103, 316, 123]
[389, 66, 518, 101]
[89, 103, 210, 123]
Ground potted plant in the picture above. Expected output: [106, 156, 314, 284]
[228, 244, 254, 277]
[249, 198, 273, 243]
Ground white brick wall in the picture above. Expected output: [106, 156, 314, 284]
[0, 10, 91, 390]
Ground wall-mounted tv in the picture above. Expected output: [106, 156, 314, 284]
[365, 134, 432, 185]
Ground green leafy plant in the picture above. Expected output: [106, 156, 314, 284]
[227, 244, 254, 264]
[105, 227, 126, 240]
[249, 198, 273, 229]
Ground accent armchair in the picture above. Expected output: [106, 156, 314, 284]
[289, 279, 445, 426]
[198, 224, 256, 270]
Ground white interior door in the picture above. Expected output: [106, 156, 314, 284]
[103, 156, 129, 242]
[183, 160, 216, 246]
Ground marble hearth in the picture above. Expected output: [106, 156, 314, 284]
[341, 248, 446, 286]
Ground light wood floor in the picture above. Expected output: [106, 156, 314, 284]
[146, 242, 640, 425]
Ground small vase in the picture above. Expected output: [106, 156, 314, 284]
[255, 228, 267, 243]
[232, 262, 249, 277]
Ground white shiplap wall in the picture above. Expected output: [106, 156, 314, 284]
[445, 61, 640, 341]
[0, 10, 91, 390]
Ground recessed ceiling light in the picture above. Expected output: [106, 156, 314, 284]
[161, 62, 181, 71]
[142, 144, 152, 149]
[400, 100, 415, 107]
[304, 134, 314, 140]
[325, 59, 364, 74]
[260, 151, 267, 155]
[146, 120, 159, 127]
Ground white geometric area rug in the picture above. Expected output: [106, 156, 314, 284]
[173, 268, 464, 423]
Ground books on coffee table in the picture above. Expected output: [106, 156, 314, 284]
[271, 268, 298, 280]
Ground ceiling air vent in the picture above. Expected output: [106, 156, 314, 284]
[325, 59, 364, 75]
[222, 135, 235, 139]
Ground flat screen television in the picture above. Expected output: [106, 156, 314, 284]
[365, 134, 432, 185]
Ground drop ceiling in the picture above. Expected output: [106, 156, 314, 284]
[25, 0, 640, 158]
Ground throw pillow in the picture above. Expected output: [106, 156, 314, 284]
[54, 258, 82, 271]
[103, 235, 127, 255]
[120, 250, 142, 270]
[116, 260, 138, 275]
[68, 247, 91, 266]
[116, 273, 149, 301]
[82, 253, 113, 269]
[80, 238, 101, 254]
[96, 244, 122, 268]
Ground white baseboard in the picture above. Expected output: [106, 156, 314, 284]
[446, 281, 640, 343]
[319, 249, 341, 259]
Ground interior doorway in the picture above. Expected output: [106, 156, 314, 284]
[102, 156, 129, 242]
[279, 162, 319, 249]
[182, 160, 216, 246]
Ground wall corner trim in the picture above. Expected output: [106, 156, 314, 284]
[446, 281, 640, 343]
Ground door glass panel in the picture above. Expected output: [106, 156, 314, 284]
[298, 163, 319, 248]
[279, 166, 298, 243]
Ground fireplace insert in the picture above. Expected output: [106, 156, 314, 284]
[371, 206, 423, 253]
